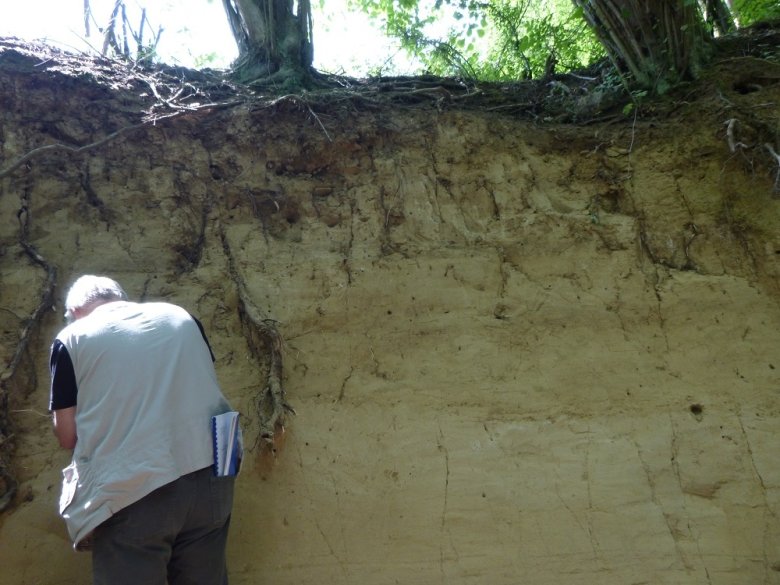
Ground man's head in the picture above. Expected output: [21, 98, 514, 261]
[64, 275, 127, 323]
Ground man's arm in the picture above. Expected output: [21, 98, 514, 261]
[49, 340, 78, 450]
[52, 407, 77, 449]
[191, 314, 216, 362]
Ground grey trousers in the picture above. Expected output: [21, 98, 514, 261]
[91, 466, 235, 585]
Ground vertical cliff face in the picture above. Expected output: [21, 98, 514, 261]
[0, 40, 779, 584]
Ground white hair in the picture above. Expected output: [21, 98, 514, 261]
[64, 275, 127, 322]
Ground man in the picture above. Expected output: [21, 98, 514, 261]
[49, 275, 236, 585]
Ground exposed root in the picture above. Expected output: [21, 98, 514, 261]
[725, 118, 747, 153]
[219, 228, 294, 451]
[0, 103, 238, 182]
[241, 303, 293, 448]
[0, 123, 145, 180]
[250, 94, 333, 142]
[0, 195, 57, 512]
[682, 222, 701, 271]
[722, 117, 780, 198]
[0, 464, 15, 513]
[764, 143, 780, 197]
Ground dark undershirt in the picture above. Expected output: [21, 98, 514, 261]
[48, 315, 215, 412]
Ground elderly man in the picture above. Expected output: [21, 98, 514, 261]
[49, 274, 237, 585]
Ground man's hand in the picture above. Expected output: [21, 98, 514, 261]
[52, 407, 77, 449]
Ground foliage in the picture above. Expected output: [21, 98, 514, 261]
[347, 0, 780, 92]
[732, 0, 780, 26]
[81, 0, 780, 90]
[348, 0, 604, 81]
[478, 2, 604, 80]
[192, 52, 222, 68]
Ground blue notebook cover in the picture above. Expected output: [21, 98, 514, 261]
[211, 411, 243, 476]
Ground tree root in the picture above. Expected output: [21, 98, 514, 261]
[240, 300, 293, 448]
[0, 123, 145, 180]
[0, 467, 15, 513]
[219, 228, 294, 451]
[764, 143, 780, 197]
[0, 199, 58, 513]
[723, 117, 780, 198]
[0, 102, 242, 182]
[725, 118, 747, 153]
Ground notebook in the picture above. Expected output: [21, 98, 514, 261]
[211, 411, 243, 476]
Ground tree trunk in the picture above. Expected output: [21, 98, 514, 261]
[222, 0, 313, 85]
[572, 0, 714, 93]
[704, 0, 736, 35]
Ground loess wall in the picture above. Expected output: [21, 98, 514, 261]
[1, 44, 779, 584]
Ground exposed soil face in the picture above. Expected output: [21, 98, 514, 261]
[0, 30, 779, 584]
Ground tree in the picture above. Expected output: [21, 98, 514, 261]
[84, 0, 163, 63]
[221, 0, 314, 84]
[351, 0, 774, 93]
[732, 0, 780, 27]
[83, 0, 777, 90]
[703, 0, 735, 35]
[481, 1, 604, 80]
[572, 0, 716, 94]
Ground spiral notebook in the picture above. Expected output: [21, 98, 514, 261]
[211, 411, 243, 476]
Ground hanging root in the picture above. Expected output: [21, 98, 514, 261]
[725, 118, 746, 153]
[764, 143, 780, 197]
[724, 118, 780, 198]
[0, 123, 146, 180]
[0, 200, 57, 512]
[238, 297, 294, 447]
[219, 228, 294, 451]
